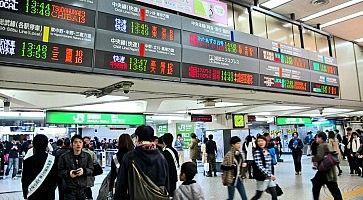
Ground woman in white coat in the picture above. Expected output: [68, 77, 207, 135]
[242, 135, 255, 179]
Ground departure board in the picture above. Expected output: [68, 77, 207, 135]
[0, 0, 96, 27]
[311, 61, 338, 75]
[0, 35, 93, 68]
[182, 63, 259, 87]
[95, 50, 179, 78]
[260, 74, 310, 93]
[311, 83, 339, 96]
[259, 48, 309, 69]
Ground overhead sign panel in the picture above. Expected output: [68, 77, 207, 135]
[46, 111, 145, 125]
[99, 0, 181, 29]
[191, 114, 213, 122]
[136, 0, 228, 25]
[275, 117, 312, 125]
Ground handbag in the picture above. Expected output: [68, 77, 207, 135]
[275, 184, 283, 196]
[204, 163, 210, 172]
[93, 163, 103, 176]
[318, 153, 339, 172]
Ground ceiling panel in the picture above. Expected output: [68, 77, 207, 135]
[323, 16, 363, 41]
[307, 2, 363, 24]
[272, 0, 349, 19]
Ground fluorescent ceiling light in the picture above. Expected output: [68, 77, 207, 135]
[261, 0, 292, 9]
[301, 0, 363, 21]
[321, 11, 363, 28]
[355, 38, 363, 43]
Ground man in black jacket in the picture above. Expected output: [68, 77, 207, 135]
[206, 134, 218, 177]
[114, 125, 169, 200]
[21, 134, 57, 200]
[58, 135, 93, 200]
[162, 133, 179, 196]
[5, 140, 20, 179]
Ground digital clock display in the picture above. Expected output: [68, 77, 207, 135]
[260, 49, 309, 69]
[260, 75, 310, 92]
[311, 61, 338, 75]
[312, 83, 339, 96]
[188, 32, 258, 59]
[182, 63, 258, 86]
[97, 12, 179, 43]
[95, 50, 180, 78]
[0, 0, 95, 27]
[0, 35, 93, 68]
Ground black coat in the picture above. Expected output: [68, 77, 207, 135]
[114, 145, 169, 200]
[21, 152, 57, 200]
[58, 150, 94, 190]
[162, 146, 179, 195]
[288, 138, 304, 154]
[109, 149, 129, 191]
[206, 140, 217, 155]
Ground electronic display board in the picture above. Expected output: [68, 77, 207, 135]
[311, 83, 339, 96]
[260, 74, 310, 93]
[95, 29, 181, 62]
[0, 35, 93, 70]
[0, 13, 95, 49]
[183, 31, 258, 59]
[259, 60, 310, 82]
[182, 63, 259, 88]
[182, 46, 259, 74]
[311, 60, 338, 75]
[97, 12, 180, 43]
[94, 50, 180, 80]
[259, 48, 309, 69]
[0, 0, 96, 27]
[98, 0, 181, 29]
[191, 114, 213, 122]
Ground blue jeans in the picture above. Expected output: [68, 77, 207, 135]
[5, 157, 19, 178]
[227, 178, 247, 200]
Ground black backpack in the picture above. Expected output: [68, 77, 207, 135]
[252, 149, 267, 181]
[128, 160, 169, 200]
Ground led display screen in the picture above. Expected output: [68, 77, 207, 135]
[260, 74, 310, 92]
[95, 50, 180, 78]
[0, 0, 96, 27]
[187, 32, 258, 59]
[0, 35, 93, 68]
[275, 117, 312, 125]
[311, 83, 339, 96]
[182, 63, 259, 86]
[97, 12, 180, 43]
[311, 61, 338, 75]
[259, 48, 309, 69]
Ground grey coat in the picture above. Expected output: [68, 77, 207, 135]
[174, 180, 204, 200]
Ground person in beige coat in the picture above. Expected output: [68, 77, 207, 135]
[189, 133, 198, 169]
[328, 131, 343, 176]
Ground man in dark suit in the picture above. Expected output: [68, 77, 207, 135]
[21, 134, 57, 200]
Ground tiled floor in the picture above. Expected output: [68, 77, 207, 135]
[1, 155, 363, 200]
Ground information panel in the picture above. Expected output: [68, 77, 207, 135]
[95, 50, 180, 79]
[97, 12, 180, 43]
[311, 82, 339, 96]
[275, 117, 312, 125]
[182, 63, 259, 88]
[0, 13, 95, 49]
[260, 74, 310, 93]
[0, 0, 96, 27]
[46, 111, 145, 125]
[0, 35, 93, 70]
[259, 48, 309, 69]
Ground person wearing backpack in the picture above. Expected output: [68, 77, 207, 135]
[311, 132, 343, 200]
[288, 132, 304, 175]
[114, 125, 169, 200]
[162, 133, 179, 196]
[251, 135, 278, 200]
[221, 136, 248, 200]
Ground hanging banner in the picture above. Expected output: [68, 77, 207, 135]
[176, 123, 195, 149]
[136, 0, 228, 25]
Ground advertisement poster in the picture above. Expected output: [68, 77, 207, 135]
[206, 130, 224, 162]
[176, 123, 195, 149]
[136, 0, 228, 25]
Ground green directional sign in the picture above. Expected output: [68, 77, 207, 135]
[156, 124, 168, 137]
[46, 111, 145, 125]
[176, 123, 195, 149]
[275, 117, 312, 126]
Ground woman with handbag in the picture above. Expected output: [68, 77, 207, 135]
[251, 135, 278, 200]
[221, 136, 248, 200]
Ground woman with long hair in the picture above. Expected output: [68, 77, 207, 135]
[108, 134, 135, 197]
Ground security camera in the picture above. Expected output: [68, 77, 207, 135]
[122, 81, 134, 94]
[319, 108, 324, 115]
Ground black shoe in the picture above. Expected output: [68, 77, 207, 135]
[350, 171, 354, 175]
[338, 170, 342, 176]
[207, 174, 212, 177]
[214, 173, 217, 177]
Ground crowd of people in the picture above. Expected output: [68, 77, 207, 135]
[0, 126, 362, 199]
